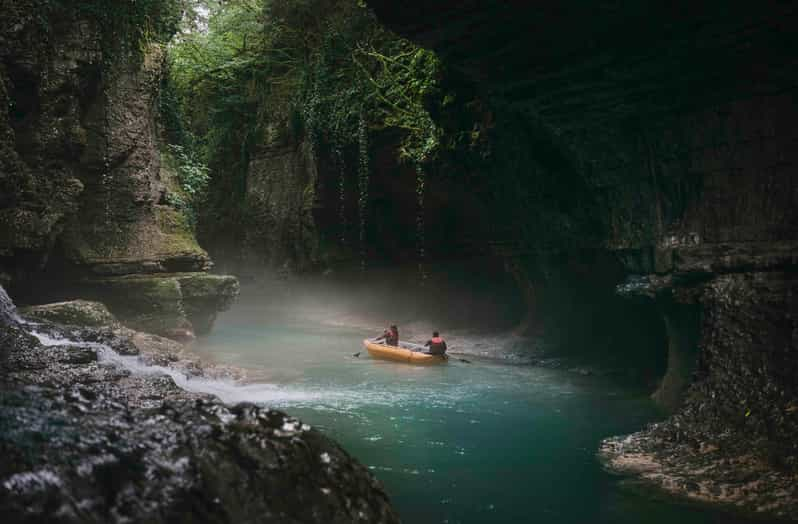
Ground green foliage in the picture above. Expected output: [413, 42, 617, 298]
[43, 0, 183, 56]
[168, 0, 446, 164]
[164, 144, 210, 227]
[168, 144, 210, 199]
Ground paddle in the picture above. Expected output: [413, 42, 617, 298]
[446, 351, 470, 364]
[354, 335, 383, 357]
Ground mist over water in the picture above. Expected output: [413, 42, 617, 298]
[183, 267, 752, 524]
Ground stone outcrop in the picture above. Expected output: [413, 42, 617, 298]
[20, 299, 118, 327]
[368, 0, 798, 517]
[0, 2, 238, 338]
[81, 272, 239, 337]
[0, 287, 400, 524]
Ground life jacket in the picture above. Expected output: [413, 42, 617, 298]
[388, 328, 399, 346]
[428, 336, 446, 354]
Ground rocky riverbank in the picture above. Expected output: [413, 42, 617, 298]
[0, 286, 400, 523]
[599, 424, 798, 520]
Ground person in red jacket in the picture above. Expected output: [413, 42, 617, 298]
[424, 331, 447, 355]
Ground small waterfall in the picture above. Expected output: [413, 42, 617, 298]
[335, 146, 347, 247]
[0, 285, 19, 326]
[357, 114, 369, 271]
[415, 163, 428, 283]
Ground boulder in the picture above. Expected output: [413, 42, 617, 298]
[81, 273, 240, 339]
[20, 299, 118, 327]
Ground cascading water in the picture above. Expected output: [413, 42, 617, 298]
[415, 163, 428, 284]
[357, 114, 369, 271]
[0, 285, 19, 326]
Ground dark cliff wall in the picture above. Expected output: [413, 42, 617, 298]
[368, 0, 798, 516]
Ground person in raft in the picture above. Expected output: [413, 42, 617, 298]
[424, 331, 447, 355]
[375, 324, 399, 346]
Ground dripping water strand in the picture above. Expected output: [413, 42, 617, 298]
[416, 162, 427, 284]
[335, 147, 347, 247]
[357, 114, 369, 271]
[101, 64, 112, 240]
[303, 74, 320, 164]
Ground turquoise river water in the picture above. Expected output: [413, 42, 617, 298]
[187, 287, 758, 524]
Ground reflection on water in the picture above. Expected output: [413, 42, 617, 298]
[186, 287, 753, 524]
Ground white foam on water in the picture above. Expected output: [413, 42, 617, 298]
[20, 324, 401, 411]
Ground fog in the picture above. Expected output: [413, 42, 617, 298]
[227, 257, 526, 343]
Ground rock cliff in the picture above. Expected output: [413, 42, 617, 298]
[0, 1, 238, 338]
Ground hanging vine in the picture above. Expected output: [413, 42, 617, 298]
[335, 147, 348, 247]
[357, 113, 369, 271]
[415, 162, 428, 283]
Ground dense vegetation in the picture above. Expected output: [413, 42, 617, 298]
[163, 0, 448, 242]
[40, 0, 183, 52]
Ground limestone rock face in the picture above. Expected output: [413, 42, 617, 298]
[202, 124, 324, 276]
[0, 6, 91, 263]
[57, 44, 212, 277]
[0, 4, 237, 337]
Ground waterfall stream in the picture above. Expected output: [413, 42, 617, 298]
[0, 285, 19, 326]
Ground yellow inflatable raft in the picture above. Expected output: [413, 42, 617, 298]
[363, 339, 447, 365]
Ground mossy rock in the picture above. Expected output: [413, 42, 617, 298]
[83, 275, 190, 336]
[81, 272, 239, 338]
[177, 273, 240, 303]
[20, 300, 118, 327]
[177, 273, 240, 335]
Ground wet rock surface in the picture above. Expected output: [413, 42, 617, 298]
[0, 288, 400, 524]
[601, 272, 798, 519]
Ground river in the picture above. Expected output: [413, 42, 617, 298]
[186, 281, 754, 524]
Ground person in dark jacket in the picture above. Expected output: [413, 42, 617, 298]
[388, 324, 399, 346]
[375, 324, 399, 346]
[424, 331, 447, 355]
